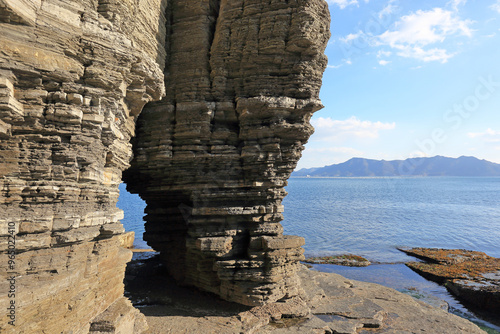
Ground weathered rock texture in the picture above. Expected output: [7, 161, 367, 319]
[0, 1, 491, 334]
[123, 0, 330, 306]
[401, 248, 500, 314]
[0, 0, 330, 331]
[0, 0, 166, 332]
[125, 261, 485, 334]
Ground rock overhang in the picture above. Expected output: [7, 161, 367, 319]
[0, 0, 330, 332]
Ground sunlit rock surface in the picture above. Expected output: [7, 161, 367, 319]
[0, 0, 166, 332]
[2, 1, 485, 333]
[0, 0, 329, 332]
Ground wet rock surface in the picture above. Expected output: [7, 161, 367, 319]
[400, 248, 500, 316]
[304, 255, 372, 267]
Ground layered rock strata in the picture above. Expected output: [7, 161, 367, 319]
[123, 0, 330, 306]
[0, 0, 166, 332]
[0, 0, 330, 332]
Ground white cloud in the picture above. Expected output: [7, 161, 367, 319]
[491, 0, 500, 14]
[408, 150, 429, 158]
[465, 129, 500, 163]
[327, 59, 352, 69]
[328, 0, 359, 9]
[468, 128, 500, 142]
[311, 116, 396, 141]
[340, 31, 363, 43]
[379, 8, 472, 46]
[379, 0, 398, 19]
[378, 60, 391, 65]
[448, 0, 467, 11]
[377, 8, 473, 63]
[377, 50, 392, 58]
[396, 46, 454, 63]
[306, 147, 364, 155]
[296, 147, 365, 169]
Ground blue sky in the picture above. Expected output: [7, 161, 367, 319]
[297, 0, 500, 169]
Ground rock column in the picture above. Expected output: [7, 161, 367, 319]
[124, 0, 330, 306]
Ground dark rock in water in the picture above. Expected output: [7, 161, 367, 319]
[304, 254, 371, 267]
[448, 274, 500, 314]
[399, 248, 500, 313]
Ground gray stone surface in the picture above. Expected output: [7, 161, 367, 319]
[131, 265, 485, 333]
[291, 268, 485, 334]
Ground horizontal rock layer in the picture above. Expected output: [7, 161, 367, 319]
[0, 1, 490, 333]
[1, 0, 330, 332]
[0, 0, 166, 332]
[124, 0, 330, 307]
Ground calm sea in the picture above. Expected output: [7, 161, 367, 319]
[118, 177, 500, 330]
[118, 177, 500, 261]
[282, 177, 500, 263]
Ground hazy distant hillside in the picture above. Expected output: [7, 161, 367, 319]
[292, 156, 500, 177]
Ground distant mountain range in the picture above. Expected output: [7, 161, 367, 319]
[292, 156, 500, 177]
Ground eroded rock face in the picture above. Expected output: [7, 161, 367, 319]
[0, 0, 329, 332]
[0, 0, 166, 332]
[123, 0, 330, 306]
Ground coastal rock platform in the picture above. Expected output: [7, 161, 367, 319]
[304, 255, 371, 267]
[126, 258, 484, 334]
[400, 248, 500, 315]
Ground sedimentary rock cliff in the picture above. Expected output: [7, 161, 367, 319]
[0, 0, 166, 332]
[123, 0, 330, 306]
[0, 0, 329, 332]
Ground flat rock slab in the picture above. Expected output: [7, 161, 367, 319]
[259, 269, 483, 334]
[304, 255, 371, 267]
[129, 261, 484, 333]
[400, 247, 500, 312]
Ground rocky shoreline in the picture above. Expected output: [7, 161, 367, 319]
[1, 1, 496, 332]
[304, 255, 371, 267]
[125, 254, 485, 333]
[399, 248, 500, 318]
